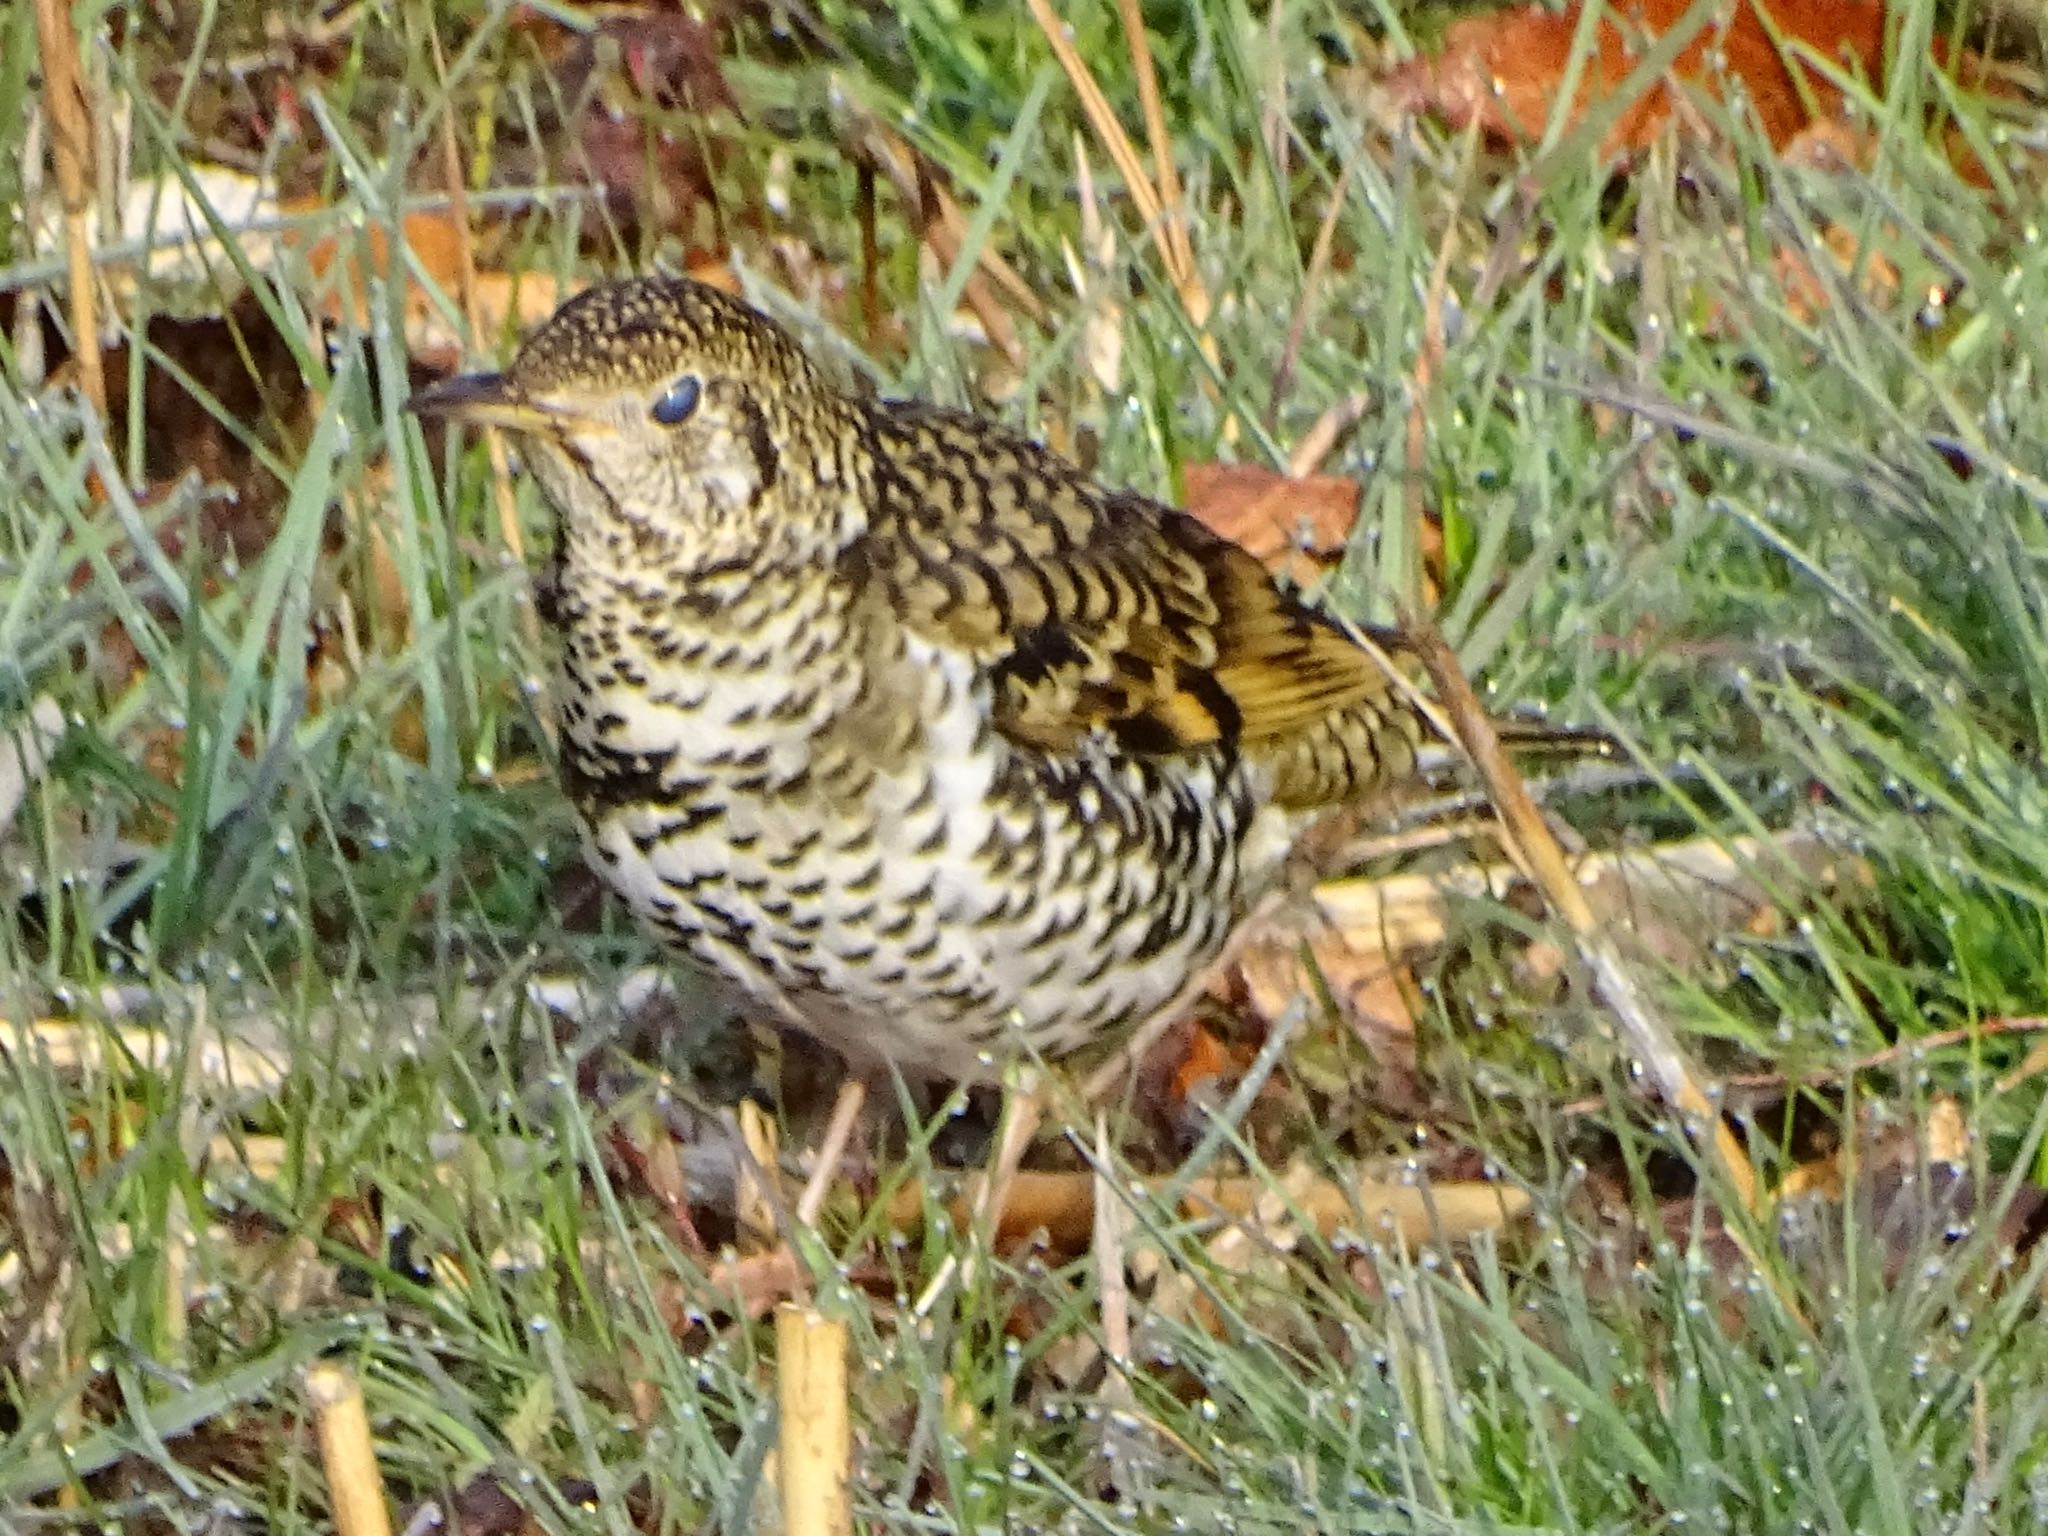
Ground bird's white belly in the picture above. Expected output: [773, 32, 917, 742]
[577, 637, 1265, 1081]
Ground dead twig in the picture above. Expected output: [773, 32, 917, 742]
[32, 0, 106, 416]
[775, 1306, 852, 1536]
[1025, 0, 1219, 392]
[306, 1361, 394, 1536]
[797, 1080, 868, 1227]
[1403, 624, 1785, 1307]
[1114, 0, 1191, 282]
[846, 110, 1043, 365]
[1091, 1117, 1134, 1409]
[890, 1165, 1532, 1254]
[1271, 163, 1353, 423]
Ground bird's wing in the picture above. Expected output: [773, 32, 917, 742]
[853, 406, 1422, 805]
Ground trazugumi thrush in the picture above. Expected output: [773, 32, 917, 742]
[411, 277, 1448, 1086]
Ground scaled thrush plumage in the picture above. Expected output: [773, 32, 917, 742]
[411, 277, 1440, 1083]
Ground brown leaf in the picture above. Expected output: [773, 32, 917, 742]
[1182, 461, 1360, 581]
[1767, 214, 1906, 326]
[1385, 0, 1925, 159]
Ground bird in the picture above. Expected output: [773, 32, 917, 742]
[409, 275, 1446, 1087]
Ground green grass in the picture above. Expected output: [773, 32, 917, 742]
[5, 0, 2048, 1528]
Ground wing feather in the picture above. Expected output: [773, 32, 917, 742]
[853, 405, 1422, 805]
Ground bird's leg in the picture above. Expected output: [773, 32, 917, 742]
[966, 895, 1302, 1239]
[795, 1077, 870, 1226]
[968, 1063, 1047, 1238]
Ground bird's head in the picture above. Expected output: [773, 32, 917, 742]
[410, 277, 863, 577]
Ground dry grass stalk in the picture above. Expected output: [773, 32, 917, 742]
[1114, 0, 1191, 281]
[775, 1305, 853, 1536]
[1091, 1117, 1135, 1408]
[735, 1099, 782, 1249]
[1024, 0, 1217, 374]
[426, 26, 545, 688]
[847, 111, 1042, 365]
[31, 0, 106, 417]
[1272, 163, 1354, 421]
[1402, 623, 1797, 1326]
[306, 1361, 394, 1536]
[797, 1079, 868, 1227]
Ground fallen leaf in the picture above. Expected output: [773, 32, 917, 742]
[1308, 829, 1873, 973]
[1770, 212, 1908, 325]
[1924, 1093, 1969, 1165]
[1384, 0, 1965, 159]
[1183, 461, 1361, 581]
[285, 206, 577, 369]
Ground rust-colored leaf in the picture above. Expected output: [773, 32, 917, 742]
[1182, 461, 1360, 581]
[1386, 0, 1913, 158]
[285, 206, 575, 370]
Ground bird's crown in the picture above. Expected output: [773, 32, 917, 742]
[508, 276, 826, 400]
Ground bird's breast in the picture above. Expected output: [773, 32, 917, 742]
[548, 573, 1288, 1079]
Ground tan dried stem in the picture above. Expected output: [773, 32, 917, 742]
[848, 110, 1043, 365]
[775, 1306, 852, 1536]
[306, 1361, 394, 1536]
[1402, 624, 1800, 1326]
[1287, 392, 1369, 479]
[1272, 162, 1354, 421]
[1025, 0, 1217, 374]
[796, 1079, 868, 1228]
[32, 0, 106, 418]
[427, 27, 547, 710]
[1091, 1117, 1135, 1408]
[1115, 0, 1191, 281]
[1404, 217, 1459, 602]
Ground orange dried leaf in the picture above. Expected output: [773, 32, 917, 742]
[1182, 461, 1360, 578]
[1386, 0, 1897, 157]
[287, 207, 464, 324]
[688, 1245, 808, 1323]
[1165, 1020, 1249, 1111]
[285, 207, 581, 368]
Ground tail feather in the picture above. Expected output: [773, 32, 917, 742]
[1408, 712, 1619, 782]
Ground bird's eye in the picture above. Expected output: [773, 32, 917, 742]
[651, 374, 702, 426]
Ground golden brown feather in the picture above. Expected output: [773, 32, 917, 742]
[407, 276, 1465, 1081]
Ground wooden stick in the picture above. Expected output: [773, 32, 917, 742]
[889, 1165, 1533, 1254]
[1404, 624, 1767, 1220]
[31, 0, 105, 417]
[306, 1361, 394, 1536]
[775, 1306, 852, 1536]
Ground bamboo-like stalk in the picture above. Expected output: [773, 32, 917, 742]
[306, 1361, 394, 1536]
[775, 1306, 852, 1536]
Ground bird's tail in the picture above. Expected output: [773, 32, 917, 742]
[1356, 621, 1621, 769]
[1487, 715, 1620, 761]
[1407, 715, 1619, 784]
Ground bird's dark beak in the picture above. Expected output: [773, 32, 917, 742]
[406, 372, 561, 433]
